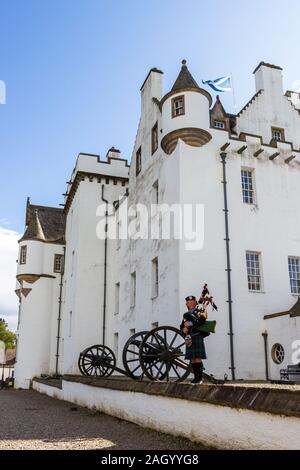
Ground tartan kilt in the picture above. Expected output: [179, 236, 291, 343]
[185, 333, 207, 360]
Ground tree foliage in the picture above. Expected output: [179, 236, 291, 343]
[0, 318, 16, 349]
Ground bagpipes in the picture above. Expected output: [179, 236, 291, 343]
[190, 284, 218, 335]
[197, 284, 218, 318]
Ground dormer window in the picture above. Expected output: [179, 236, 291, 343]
[271, 127, 285, 142]
[214, 120, 225, 129]
[172, 95, 185, 118]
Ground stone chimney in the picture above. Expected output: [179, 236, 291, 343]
[253, 62, 283, 94]
[106, 146, 121, 160]
[140, 67, 163, 110]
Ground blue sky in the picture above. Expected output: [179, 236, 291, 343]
[1, 0, 300, 328]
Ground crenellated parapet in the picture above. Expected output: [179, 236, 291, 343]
[220, 132, 300, 167]
[63, 151, 130, 213]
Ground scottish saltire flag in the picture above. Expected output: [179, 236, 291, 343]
[202, 76, 232, 93]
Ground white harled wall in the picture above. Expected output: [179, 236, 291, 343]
[15, 240, 64, 388]
[61, 154, 129, 374]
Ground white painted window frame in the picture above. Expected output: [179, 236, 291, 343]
[246, 251, 263, 292]
[288, 257, 300, 295]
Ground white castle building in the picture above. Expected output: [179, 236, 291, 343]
[15, 61, 300, 389]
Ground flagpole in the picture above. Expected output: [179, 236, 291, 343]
[230, 72, 237, 114]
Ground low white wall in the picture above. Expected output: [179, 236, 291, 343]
[32, 379, 300, 450]
[32, 381, 63, 400]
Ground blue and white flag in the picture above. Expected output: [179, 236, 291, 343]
[202, 76, 232, 93]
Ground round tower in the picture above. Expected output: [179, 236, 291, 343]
[160, 60, 212, 155]
[17, 209, 45, 281]
[15, 205, 65, 388]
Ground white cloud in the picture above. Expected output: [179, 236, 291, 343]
[0, 226, 20, 331]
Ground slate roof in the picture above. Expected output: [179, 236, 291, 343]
[171, 60, 200, 92]
[264, 298, 300, 320]
[20, 202, 66, 244]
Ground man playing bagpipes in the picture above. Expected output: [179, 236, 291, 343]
[180, 284, 218, 384]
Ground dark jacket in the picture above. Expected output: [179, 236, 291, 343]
[180, 310, 208, 337]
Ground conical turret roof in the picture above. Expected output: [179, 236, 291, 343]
[22, 209, 45, 241]
[19, 203, 66, 244]
[171, 60, 200, 92]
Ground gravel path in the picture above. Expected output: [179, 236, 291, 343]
[0, 390, 207, 450]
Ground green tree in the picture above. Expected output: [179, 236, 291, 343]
[0, 318, 16, 349]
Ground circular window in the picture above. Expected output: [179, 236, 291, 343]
[271, 343, 285, 364]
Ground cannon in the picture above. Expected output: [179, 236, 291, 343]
[78, 325, 226, 383]
[78, 326, 191, 382]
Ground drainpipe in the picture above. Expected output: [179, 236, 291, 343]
[220, 151, 236, 380]
[55, 246, 65, 376]
[101, 185, 109, 344]
[262, 331, 269, 381]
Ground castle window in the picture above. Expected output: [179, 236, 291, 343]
[271, 127, 285, 142]
[20, 245, 27, 265]
[114, 332, 119, 360]
[172, 95, 185, 118]
[288, 257, 300, 294]
[152, 180, 159, 205]
[115, 282, 120, 315]
[271, 343, 285, 364]
[151, 257, 159, 298]
[214, 120, 225, 129]
[246, 251, 262, 292]
[241, 169, 254, 204]
[68, 311, 73, 337]
[130, 272, 136, 307]
[136, 147, 142, 176]
[54, 254, 63, 273]
[152, 122, 158, 154]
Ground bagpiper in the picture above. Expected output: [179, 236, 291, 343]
[180, 285, 217, 384]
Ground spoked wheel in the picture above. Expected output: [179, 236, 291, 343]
[122, 331, 149, 380]
[139, 326, 191, 382]
[79, 345, 116, 378]
[78, 351, 86, 376]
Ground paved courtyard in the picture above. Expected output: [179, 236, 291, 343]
[0, 390, 207, 450]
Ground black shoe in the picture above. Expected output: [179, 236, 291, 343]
[190, 378, 203, 384]
[190, 363, 204, 384]
[190, 363, 201, 383]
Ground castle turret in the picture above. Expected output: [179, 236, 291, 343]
[160, 60, 212, 155]
[14, 204, 66, 388]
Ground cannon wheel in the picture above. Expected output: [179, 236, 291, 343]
[78, 351, 86, 376]
[139, 326, 191, 382]
[79, 345, 116, 378]
[122, 331, 149, 380]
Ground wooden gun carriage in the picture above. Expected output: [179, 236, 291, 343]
[78, 325, 224, 384]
